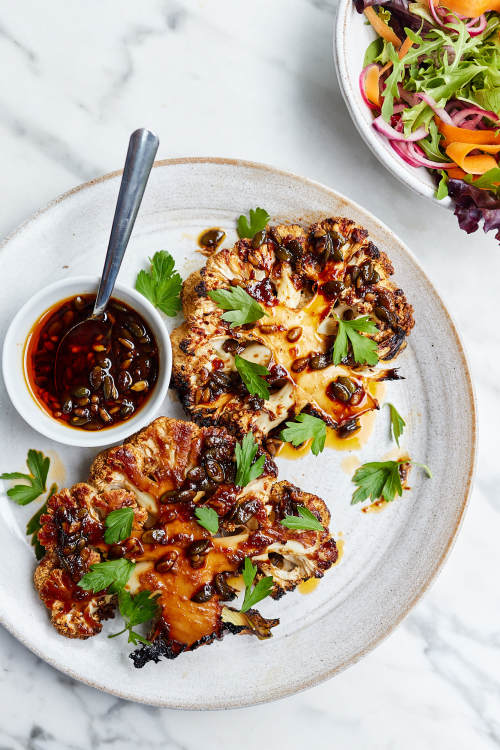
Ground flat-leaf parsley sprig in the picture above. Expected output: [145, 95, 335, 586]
[78, 558, 159, 647]
[135, 250, 182, 316]
[386, 403, 406, 447]
[280, 413, 327, 456]
[333, 315, 379, 366]
[1, 449, 57, 560]
[234, 433, 266, 487]
[241, 557, 273, 613]
[0, 449, 50, 505]
[208, 285, 268, 327]
[351, 459, 431, 505]
[237, 207, 270, 239]
[234, 354, 270, 399]
[110, 590, 160, 646]
[280, 505, 324, 532]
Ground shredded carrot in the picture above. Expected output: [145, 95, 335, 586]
[440, 0, 500, 15]
[436, 117, 500, 145]
[445, 142, 500, 174]
[447, 167, 467, 179]
[364, 7, 402, 48]
[365, 66, 382, 106]
[398, 36, 413, 59]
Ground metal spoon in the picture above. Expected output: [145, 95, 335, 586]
[54, 128, 159, 393]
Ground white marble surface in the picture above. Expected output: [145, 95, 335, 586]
[0, 0, 499, 746]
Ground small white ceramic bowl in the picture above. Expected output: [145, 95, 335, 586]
[334, 0, 452, 208]
[2, 276, 172, 447]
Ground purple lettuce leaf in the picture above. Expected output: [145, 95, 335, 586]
[448, 179, 500, 242]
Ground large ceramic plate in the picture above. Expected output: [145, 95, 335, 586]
[0, 158, 475, 708]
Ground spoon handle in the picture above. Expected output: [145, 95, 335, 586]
[93, 128, 159, 317]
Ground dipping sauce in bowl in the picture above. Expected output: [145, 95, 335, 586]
[25, 294, 159, 430]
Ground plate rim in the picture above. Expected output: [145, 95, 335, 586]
[0, 156, 477, 708]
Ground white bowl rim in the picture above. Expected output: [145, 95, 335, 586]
[334, 0, 452, 209]
[2, 275, 172, 447]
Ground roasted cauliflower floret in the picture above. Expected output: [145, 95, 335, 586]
[171, 217, 413, 443]
[34, 483, 146, 638]
[34, 418, 339, 663]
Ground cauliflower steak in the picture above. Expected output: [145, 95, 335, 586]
[35, 417, 338, 665]
[172, 217, 413, 445]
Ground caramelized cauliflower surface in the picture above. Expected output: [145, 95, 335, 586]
[35, 418, 338, 664]
[171, 217, 413, 444]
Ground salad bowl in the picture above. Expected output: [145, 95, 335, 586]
[334, 0, 452, 207]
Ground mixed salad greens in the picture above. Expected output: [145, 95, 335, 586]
[356, 0, 500, 242]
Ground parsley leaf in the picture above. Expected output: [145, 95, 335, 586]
[207, 286, 267, 327]
[241, 557, 273, 613]
[280, 505, 324, 532]
[280, 413, 326, 456]
[351, 461, 404, 505]
[333, 315, 379, 366]
[194, 506, 219, 534]
[26, 483, 57, 560]
[351, 459, 431, 505]
[1, 449, 50, 505]
[234, 354, 270, 399]
[235, 433, 266, 487]
[135, 250, 182, 316]
[78, 558, 135, 593]
[104, 507, 134, 545]
[237, 207, 270, 239]
[109, 589, 160, 646]
[386, 403, 406, 448]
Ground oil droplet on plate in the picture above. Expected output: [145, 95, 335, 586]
[298, 577, 320, 595]
[341, 454, 360, 475]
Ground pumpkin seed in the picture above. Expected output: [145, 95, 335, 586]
[275, 244, 293, 262]
[287, 326, 302, 342]
[118, 337, 135, 350]
[90, 366, 103, 390]
[73, 386, 90, 399]
[213, 572, 237, 600]
[191, 583, 214, 603]
[70, 415, 90, 426]
[131, 380, 148, 392]
[309, 353, 331, 370]
[204, 458, 225, 483]
[155, 551, 178, 573]
[252, 230, 266, 248]
[291, 356, 309, 373]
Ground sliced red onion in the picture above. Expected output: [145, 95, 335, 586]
[428, 0, 448, 27]
[451, 103, 500, 127]
[416, 93, 453, 124]
[466, 14, 487, 35]
[406, 142, 453, 168]
[390, 139, 423, 167]
[373, 114, 427, 141]
[359, 64, 380, 111]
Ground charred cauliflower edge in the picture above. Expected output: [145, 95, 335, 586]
[35, 417, 338, 666]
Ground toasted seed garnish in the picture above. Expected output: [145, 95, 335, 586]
[90, 366, 103, 390]
[286, 326, 302, 342]
[130, 380, 148, 392]
[191, 583, 214, 603]
[73, 386, 90, 399]
[118, 337, 135, 350]
[291, 356, 309, 373]
[99, 407, 112, 423]
[155, 551, 178, 573]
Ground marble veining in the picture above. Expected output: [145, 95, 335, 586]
[0, 0, 499, 747]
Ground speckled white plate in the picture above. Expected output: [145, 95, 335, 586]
[0, 158, 475, 709]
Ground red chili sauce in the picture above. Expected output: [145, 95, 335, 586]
[25, 294, 159, 430]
